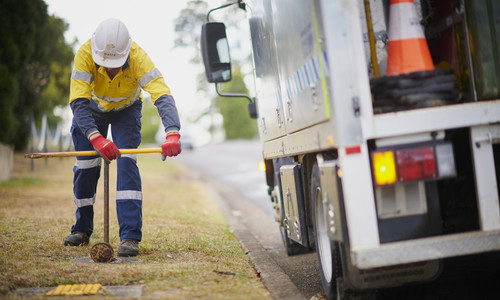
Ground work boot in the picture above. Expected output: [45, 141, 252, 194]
[64, 231, 89, 246]
[118, 239, 139, 257]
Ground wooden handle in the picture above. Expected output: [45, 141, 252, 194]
[103, 163, 109, 244]
[25, 148, 163, 159]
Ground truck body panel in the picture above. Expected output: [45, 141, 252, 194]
[247, 0, 286, 141]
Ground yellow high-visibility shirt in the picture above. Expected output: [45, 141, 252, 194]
[70, 39, 171, 112]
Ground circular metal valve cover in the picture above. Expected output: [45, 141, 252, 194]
[90, 242, 114, 263]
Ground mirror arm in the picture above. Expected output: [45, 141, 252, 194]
[216, 83, 253, 103]
[216, 84, 257, 119]
[207, 1, 246, 22]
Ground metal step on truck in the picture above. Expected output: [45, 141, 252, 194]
[200, 0, 500, 299]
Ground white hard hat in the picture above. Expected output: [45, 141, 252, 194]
[91, 18, 132, 68]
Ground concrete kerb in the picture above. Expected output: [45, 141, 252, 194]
[195, 169, 306, 300]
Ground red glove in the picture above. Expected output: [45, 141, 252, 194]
[90, 133, 121, 163]
[161, 133, 181, 160]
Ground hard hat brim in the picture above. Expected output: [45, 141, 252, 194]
[92, 51, 129, 68]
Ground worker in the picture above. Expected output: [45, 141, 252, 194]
[63, 18, 181, 257]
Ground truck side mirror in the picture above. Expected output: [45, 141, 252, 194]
[201, 22, 232, 83]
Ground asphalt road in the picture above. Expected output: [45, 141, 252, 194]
[177, 139, 273, 214]
[176, 140, 323, 299]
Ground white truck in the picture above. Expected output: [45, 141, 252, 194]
[201, 0, 500, 298]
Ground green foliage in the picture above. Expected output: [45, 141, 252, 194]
[141, 97, 161, 144]
[0, 0, 73, 150]
[216, 68, 257, 140]
[38, 16, 74, 127]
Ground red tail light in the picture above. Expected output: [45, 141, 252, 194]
[396, 147, 437, 182]
[372, 142, 456, 186]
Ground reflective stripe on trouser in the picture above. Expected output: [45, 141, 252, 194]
[116, 157, 142, 241]
[70, 140, 101, 235]
[70, 101, 143, 240]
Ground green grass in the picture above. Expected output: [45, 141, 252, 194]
[0, 153, 270, 299]
[0, 177, 45, 188]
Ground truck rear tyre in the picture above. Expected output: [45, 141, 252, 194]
[311, 162, 342, 300]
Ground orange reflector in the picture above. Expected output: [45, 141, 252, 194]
[373, 151, 397, 185]
[258, 161, 266, 172]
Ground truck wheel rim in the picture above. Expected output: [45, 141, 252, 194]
[316, 186, 333, 282]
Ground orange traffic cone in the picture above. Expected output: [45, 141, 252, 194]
[386, 0, 434, 76]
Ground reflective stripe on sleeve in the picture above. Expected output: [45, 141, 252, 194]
[138, 68, 162, 88]
[121, 154, 137, 162]
[71, 70, 94, 83]
[74, 195, 95, 207]
[116, 190, 143, 201]
[75, 158, 101, 169]
[90, 93, 141, 113]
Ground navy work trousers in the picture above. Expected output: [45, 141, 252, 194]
[70, 102, 143, 241]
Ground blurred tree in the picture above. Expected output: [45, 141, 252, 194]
[0, 0, 73, 150]
[173, 0, 211, 103]
[38, 16, 75, 126]
[174, 0, 208, 65]
[216, 67, 257, 139]
[140, 95, 161, 144]
[174, 0, 256, 140]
